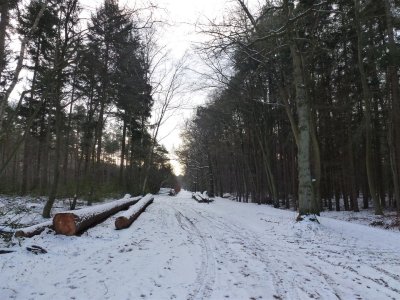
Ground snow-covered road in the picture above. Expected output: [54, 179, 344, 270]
[1, 191, 400, 300]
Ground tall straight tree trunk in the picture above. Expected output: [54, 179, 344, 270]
[43, 44, 63, 215]
[21, 135, 30, 195]
[383, 0, 400, 213]
[310, 110, 321, 213]
[354, 0, 383, 215]
[43, 31, 65, 217]
[40, 125, 50, 195]
[22, 43, 41, 193]
[347, 131, 359, 212]
[0, 0, 9, 77]
[43, 98, 62, 218]
[33, 134, 42, 190]
[207, 150, 215, 197]
[291, 41, 314, 216]
[95, 102, 105, 171]
[281, 0, 317, 217]
[119, 120, 126, 187]
[257, 132, 278, 204]
[63, 71, 77, 185]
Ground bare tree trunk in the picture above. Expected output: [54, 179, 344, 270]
[310, 110, 321, 213]
[119, 120, 126, 187]
[347, 131, 359, 212]
[0, 0, 9, 77]
[43, 99, 62, 218]
[291, 41, 314, 216]
[40, 125, 50, 195]
[207, 150, 215, 197]
[0, 1, 47, 124]
[21, 136, 30, 195]
[63, 72, 77, 185]
[383, 0, 400, 214]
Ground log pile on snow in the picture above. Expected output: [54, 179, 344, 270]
[14, 221, 53, 238]
[192, 192, 213, 203]
[53, 196, 142, 236]
[115, 194, 154, 230]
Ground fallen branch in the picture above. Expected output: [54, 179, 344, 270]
[115, 194, 154, 230]
[26, 245, 47, 255]
[53, 196, 142, 236]
[0, 249, 15, 254]
[14, 221, 53, 238]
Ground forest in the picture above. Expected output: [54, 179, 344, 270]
[177, 0, 400, 218]
[0, 0, 399, 220]
[1, 1, 400, 298]
[0, 0, 179, 218]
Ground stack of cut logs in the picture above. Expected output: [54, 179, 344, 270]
[15, 194, 154, 238]
[192, 192, 212, 203]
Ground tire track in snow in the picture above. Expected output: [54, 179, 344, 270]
[191, 209, 377, 300]
[173, 208, 216, 300]
[186, 208, 290, 299]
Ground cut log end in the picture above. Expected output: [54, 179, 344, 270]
[53, 213, 77, 236]
[115, 217, 130, 230]
[114, 196, 153, 230]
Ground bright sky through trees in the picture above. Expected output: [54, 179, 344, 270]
[82, 0, 259, 175]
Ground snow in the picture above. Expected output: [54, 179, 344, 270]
[1, 191, 400, 299]
[321, 208, 399, 230]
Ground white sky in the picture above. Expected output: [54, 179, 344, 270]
[137, 0, 262, 175]
[146, 0, 230, 175]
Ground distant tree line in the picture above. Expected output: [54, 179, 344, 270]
[178, 0, 400, 217]
[0, 0, 178, 217]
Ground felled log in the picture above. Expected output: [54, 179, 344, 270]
[15, 221, 53, 238]
[193, 192, 212, 203]
[115, 194, 154, 230]
[200, 191, 210, 202]
[192, 192, 203, 202]
[53, 196, 142, 236]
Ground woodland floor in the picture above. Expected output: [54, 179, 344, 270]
[1, 191, 400, 300]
